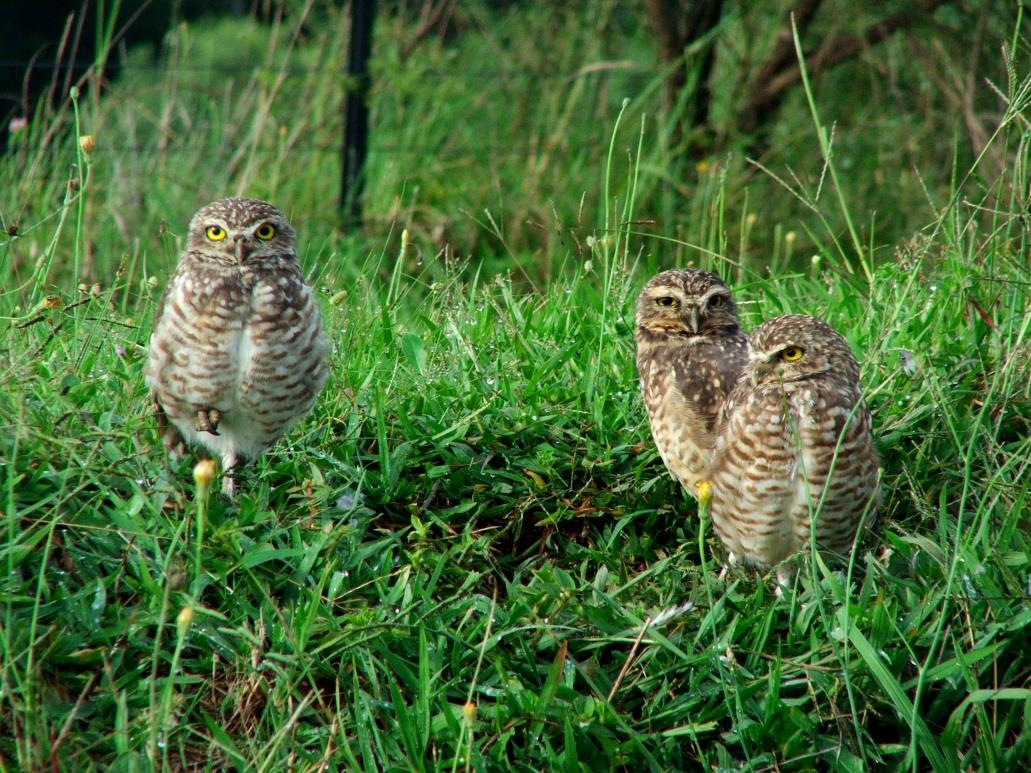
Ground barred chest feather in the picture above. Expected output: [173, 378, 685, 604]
[147, 258, 328, 463]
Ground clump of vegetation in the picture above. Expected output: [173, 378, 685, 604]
[1, 1, 1028, 770]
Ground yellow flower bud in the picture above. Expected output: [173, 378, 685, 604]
[78, 135, 96, 155]
[193, 459, 218, 490]
[177, 605, 194, 634]
[695, 480, 712, 505]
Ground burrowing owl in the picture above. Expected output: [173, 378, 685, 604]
[709, 314, 879, 584]
[145, 197, 329, 495]
[635, 268, 750, 496]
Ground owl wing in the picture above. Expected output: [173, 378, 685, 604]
[713, 335, 751, 432]
[798, 387, 880, 550]
[669, 331, 750, 434]
[146, 263, 192, 456]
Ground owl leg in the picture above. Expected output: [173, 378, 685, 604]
[774, 561, 798, 596]
[194, 408, 222, 435]
[221, 451, 240, 497]
[154, 398, 187, 460]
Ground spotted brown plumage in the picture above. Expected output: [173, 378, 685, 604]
[635, 268, 750, 495]
[710, 314, 879, 585]
[145, 197, 329, 495]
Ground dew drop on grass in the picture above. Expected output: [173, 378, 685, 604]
[900, 349, 917, 376]
[336, 491, 363, 511]
[91, 580, 107, 626]
[961, 574, 979, 600]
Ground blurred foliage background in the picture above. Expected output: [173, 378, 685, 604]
[1, 0, 1024, 289]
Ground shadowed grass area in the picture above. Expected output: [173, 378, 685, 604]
[1, 1, 1030, 770]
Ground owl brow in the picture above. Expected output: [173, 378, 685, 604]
[700, 287, 730, 303]
[647, 286, 682, 300]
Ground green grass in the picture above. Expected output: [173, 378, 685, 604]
[2, 1, 1030, 770]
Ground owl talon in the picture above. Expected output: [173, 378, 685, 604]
[195, 408, 221, 435]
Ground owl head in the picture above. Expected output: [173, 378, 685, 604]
[745, 315, 860, 387]
[186, 197, 296, 266]
[635, 268, 740, 339]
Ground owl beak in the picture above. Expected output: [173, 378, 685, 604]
[684, 307, 700, 335]
[234, 237, 251, 264]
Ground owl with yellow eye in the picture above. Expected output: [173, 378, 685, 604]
[145, 197, 329, 495]
[709, 314, 879, 585]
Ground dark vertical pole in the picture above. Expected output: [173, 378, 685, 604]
[341, 0, 376, 225]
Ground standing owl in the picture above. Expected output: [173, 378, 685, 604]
[635, 268, 750, 496]
[145, 197, 329, 495]
[709, 315, 879, 585]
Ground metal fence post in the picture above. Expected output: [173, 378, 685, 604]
[341, 0, 376, 225]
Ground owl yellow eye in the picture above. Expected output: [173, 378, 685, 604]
[708, 295, 725, 309]
[255, 223, 277, 241]
[781, 346, 804, 362]
[655, 296, 677, 308]
[205, 225, 226, 241]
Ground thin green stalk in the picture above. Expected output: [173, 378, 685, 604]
[451, 589, 496, 773]
[156, 604, 194, 768]
[694, 482, 758, 765]
[790, 17, 871, 282]
[192, 460, 216, 595]
[69, 88, 91, 288]
[596, 97, 632, 382]
[147, 515, 191, 765]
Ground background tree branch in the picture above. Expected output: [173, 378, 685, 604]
[738, 0, 949, 136]
[644, 0, 725, 156]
